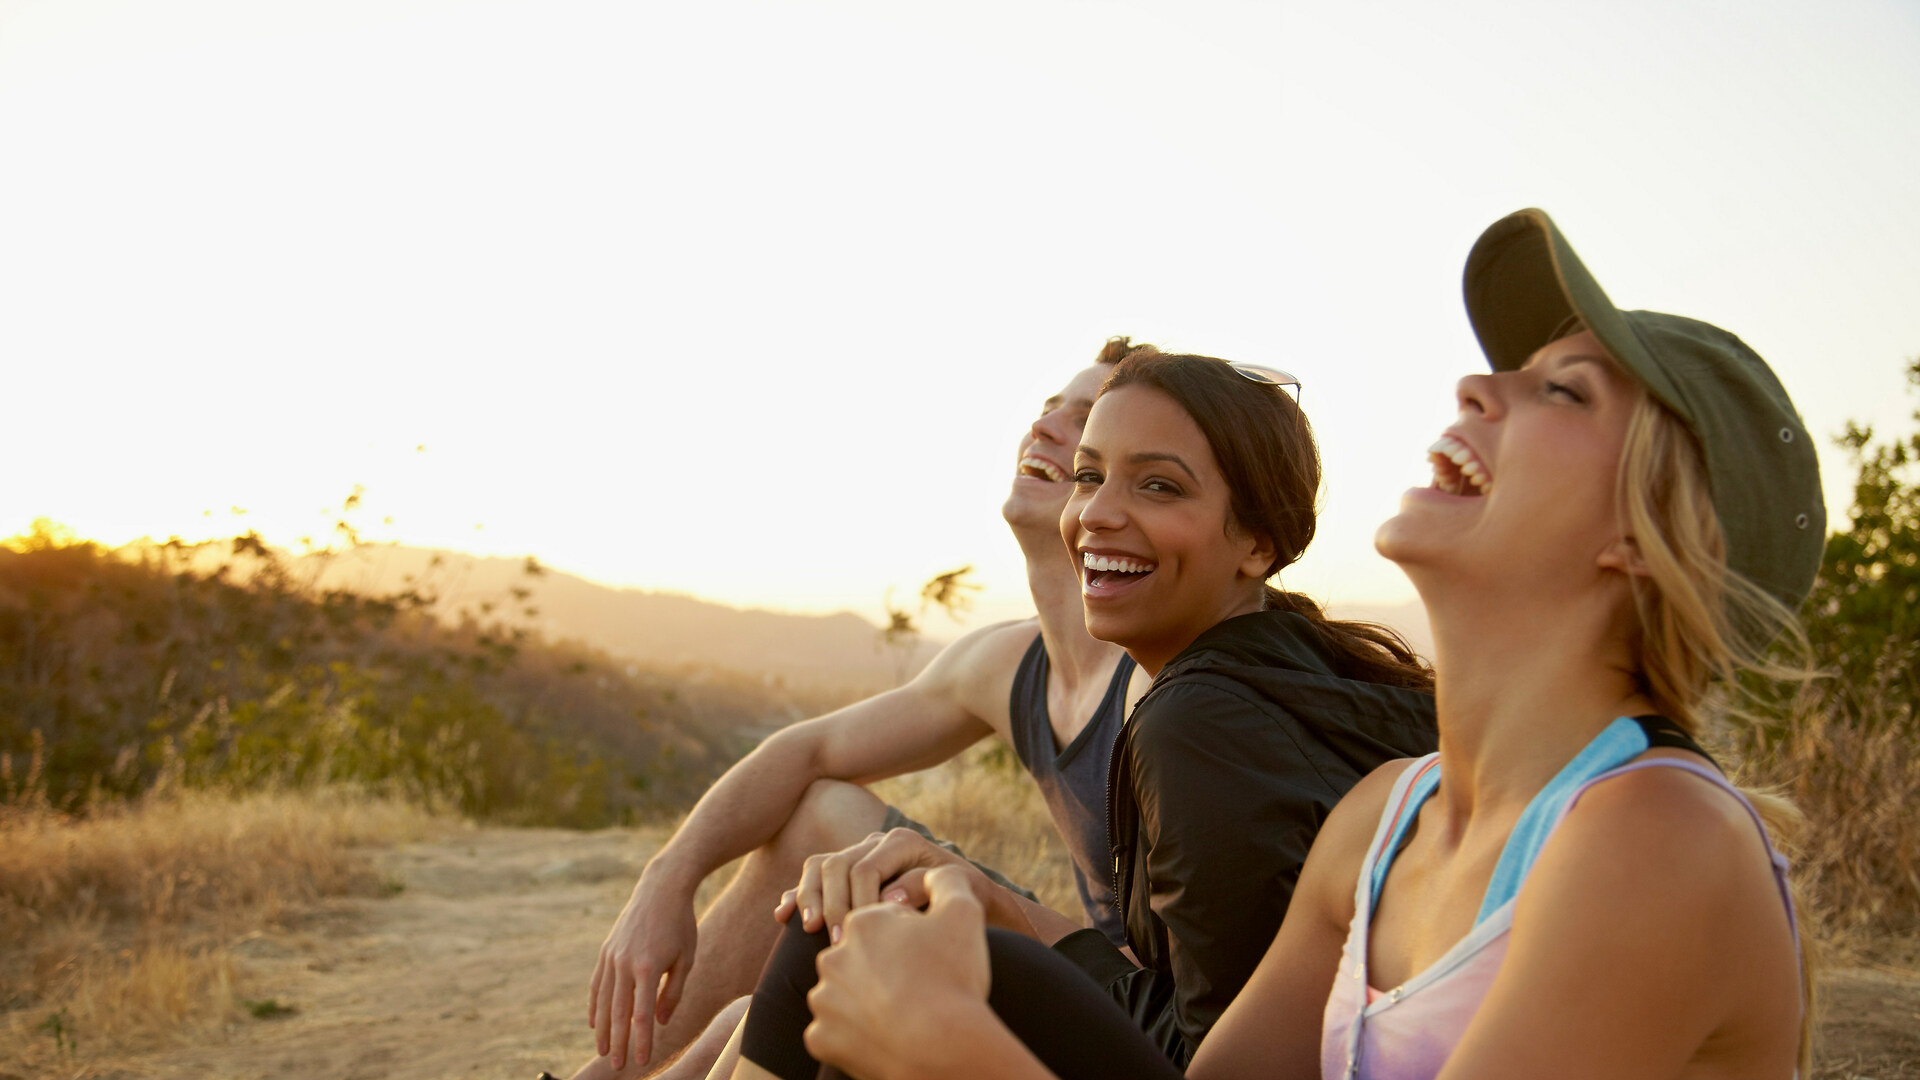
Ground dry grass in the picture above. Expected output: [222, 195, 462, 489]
[871, 746, 1081, 918]
[4, 692, 1913, 1075]
[1721, 687, 1920, 953]
[0, 785, 442, 1069]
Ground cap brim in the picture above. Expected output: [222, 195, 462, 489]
[1462, 209, 1684, 412]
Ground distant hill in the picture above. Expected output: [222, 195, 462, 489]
[301, 546, 1430, 687]
[154, 535, 1429, 710]
[300, 545, 933, 698]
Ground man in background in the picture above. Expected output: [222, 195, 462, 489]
[561, 337, 1159, 1080]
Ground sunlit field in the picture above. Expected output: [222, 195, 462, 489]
[0, 783, 441, 1066]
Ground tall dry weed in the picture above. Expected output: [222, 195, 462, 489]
[1724, 683, 1920, 953]
[0, 783, 441, 1066]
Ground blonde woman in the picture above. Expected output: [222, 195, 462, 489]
[761, 208, 1821, 1080]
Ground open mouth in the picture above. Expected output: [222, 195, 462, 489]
[1082, 552, 1157, 591]
[1018, 456, 1068, 483]
[1429, 434, 1492, 496]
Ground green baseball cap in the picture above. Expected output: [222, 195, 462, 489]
[1462, 208, 1825, 611]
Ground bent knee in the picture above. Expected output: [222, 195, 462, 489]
[770, 779, 887, 863]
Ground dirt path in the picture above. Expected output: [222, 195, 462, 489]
[127, 824, 666, 1080]
[100, 827, 1920, 1080]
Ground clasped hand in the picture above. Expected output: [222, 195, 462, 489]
[774, 827, 1034, 942]
[802, 864, 997, 1080]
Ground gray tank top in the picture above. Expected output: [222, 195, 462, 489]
[1007, 633, 1136, 947]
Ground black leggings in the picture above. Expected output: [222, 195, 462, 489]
[739, 917, 1186, 1080]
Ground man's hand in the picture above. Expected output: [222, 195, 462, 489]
[802, 866, 996, 1080]
[774, 828, 1034, 942]
[588, 868, 698, 1071]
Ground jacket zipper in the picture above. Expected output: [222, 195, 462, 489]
[1106, 678, 1163, 929]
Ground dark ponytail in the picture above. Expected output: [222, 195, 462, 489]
[1102, 353, 1434, 692]
[1261, 588, 1433, 691]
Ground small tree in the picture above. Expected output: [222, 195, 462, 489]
[1799, 357, 1920, 729]
[878, 566, 980, 685]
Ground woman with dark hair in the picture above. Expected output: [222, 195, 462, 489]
[732, 209, 1818, 1080]
[724, 351, 1441, 1079]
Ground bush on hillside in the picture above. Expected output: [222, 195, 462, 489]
[0, 525, 811, 826]
[1802, 358, 1920, 726]
[1727, 357, 1920, 942]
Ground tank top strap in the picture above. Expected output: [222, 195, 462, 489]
[1005, 632, 1050, 772]
[1102, 651, 1138, 718]
[1359, 717, 1720, 927]
[1362, 755, 1442, 917]
[1627, 714, 1721, 771]
[1474, 716, 1651, 924]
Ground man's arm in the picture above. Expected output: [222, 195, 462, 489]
[589, 620, 1038, 1068]
[637, 618, 1034, 891]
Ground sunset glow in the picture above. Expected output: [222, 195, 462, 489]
[5, 0, 1917, 627]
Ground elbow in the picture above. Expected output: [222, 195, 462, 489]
[755, 720, 831, 777]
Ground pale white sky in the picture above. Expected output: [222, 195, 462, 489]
[4, 0, 1918, 626]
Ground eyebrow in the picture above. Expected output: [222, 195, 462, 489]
[1075, 445, 1200, 483]
[1042, 394, 1094, 412]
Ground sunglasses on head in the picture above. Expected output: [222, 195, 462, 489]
[1229, 361, 1303, 403]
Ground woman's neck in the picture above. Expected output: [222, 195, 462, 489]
[1421, 579, 1654, 829]
[1130, 585, 1270, 680]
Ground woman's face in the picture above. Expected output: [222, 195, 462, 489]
[1061, 384, 1274, 674]
[1376, 331, 1642, 600]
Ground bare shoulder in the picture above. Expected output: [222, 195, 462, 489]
[1552, 758, 1773, 883]
[918, 618, 1040, 683]
[913, 618, 1041, 722]
[1320, 758, 1422, 861]
[1517, 756, 1792, 962]
[1298, 758, 1425, 928]
[1480, 759, 1802, 1074]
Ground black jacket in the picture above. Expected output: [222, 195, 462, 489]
[1053, 610, 1438, 1065]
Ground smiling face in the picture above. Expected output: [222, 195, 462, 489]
[1061, 384, 1274, 674]
[1001, 363, 1111, 533]
[1376, 331, 1644, 604]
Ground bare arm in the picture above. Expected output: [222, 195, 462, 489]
[1008, 893, 1087, 946]
[1435, 769, 1802, 1080]
[590, 620, 1037, 1068]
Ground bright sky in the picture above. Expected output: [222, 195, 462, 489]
[5, 0, 1918, 627]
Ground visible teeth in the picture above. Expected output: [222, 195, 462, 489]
[1082, 553, 1154, 574]
[1018, 456, 1066, 482]
[1427, 434, 1492, 494]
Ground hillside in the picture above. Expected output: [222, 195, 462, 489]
[299, 544, 1425, 680]
[0, 531, 862, 825]
[297, 545, 932, 696]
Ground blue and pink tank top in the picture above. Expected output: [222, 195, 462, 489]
[1320, 716, 1800, 1080]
